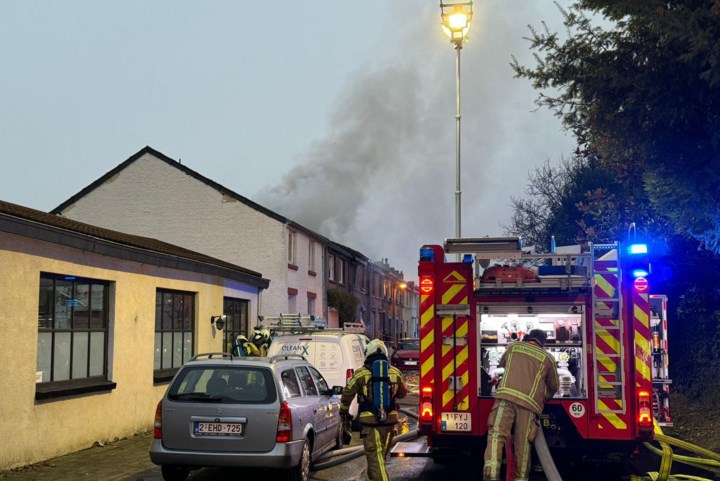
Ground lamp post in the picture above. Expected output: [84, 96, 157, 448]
[440, 1, 473, 256]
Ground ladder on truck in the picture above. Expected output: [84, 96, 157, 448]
[590, 242, 627, 415]
[257, 313, 363, 335]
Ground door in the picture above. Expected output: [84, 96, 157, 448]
[295, 365, 329, 449]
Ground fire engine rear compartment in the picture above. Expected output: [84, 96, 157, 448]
[478, 307, 587, 401]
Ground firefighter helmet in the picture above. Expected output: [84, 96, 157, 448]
[365, 339, 388, 358]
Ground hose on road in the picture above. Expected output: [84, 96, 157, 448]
[630, 421, 720, 481]
[312, 429, 421, 470]
[312, 406, 420, 471]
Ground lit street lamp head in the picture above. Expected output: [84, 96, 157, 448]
[440, 1, 473, 48]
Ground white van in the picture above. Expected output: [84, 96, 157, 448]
[267, 331, 369, 422]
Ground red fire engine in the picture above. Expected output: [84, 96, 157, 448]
[405, 237, 670, 466]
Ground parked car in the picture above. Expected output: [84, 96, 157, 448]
[150, 352, 343, 481]
[390, 338, 420, 370]
[266, 330, 368, 425]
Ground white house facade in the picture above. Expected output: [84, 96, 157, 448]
[52, 147, 326, 324]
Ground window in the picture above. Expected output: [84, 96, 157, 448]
[328, 255, 335, 281]
[155, 289, 195, 378]
[281, 369, 301, 398]
[308, 241, 316, 273]
[308, 366, 329, 394]
[338, 260, 345, 285]
[37, 273, 109, 386]
[296, 366, 318, 396]
[355, 266, 364, 290]
[222, 297, 249, 354]
[288, 293, 297, 313]
[307, 297, 316, 316]
[288, 230, 297, 265]
[169, 367, 276, 404]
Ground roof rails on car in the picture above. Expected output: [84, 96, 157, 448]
[269, 354, 306, 363]
[189, 352, 234, 361]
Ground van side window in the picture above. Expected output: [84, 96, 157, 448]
[351, 339, 364, 364]
[281, 369, 301, 398]
[308, 366, 329, 394]
[296, 366, 318, 396]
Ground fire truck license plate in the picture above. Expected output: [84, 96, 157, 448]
[441, 412, 471, 431]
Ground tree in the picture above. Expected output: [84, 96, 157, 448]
[327, 288, 360, 326]
[505, 153, 663, 249]
[511, 0, 720, 251]
[509, 0, 720, 396]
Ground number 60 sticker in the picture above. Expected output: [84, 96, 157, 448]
[569, 402, 585, 418]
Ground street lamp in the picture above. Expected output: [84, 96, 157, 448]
[440, 1, 472, 256]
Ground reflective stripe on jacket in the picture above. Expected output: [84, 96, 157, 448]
[340, 363, 408, 426]
[495, 341, 559, 414]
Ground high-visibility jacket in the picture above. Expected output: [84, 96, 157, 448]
[495, 340, 559, 414]
[340, 354, 409, 426]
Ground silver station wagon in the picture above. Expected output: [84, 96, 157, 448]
[149, 353, 343, 481]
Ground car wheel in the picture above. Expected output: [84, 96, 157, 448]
[288, 438, 311, 481]
[160, 465, 189, 481]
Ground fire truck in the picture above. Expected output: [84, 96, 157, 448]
[405, 236, 671, 466]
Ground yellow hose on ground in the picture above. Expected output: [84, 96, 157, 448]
[633, 420, 720, 481]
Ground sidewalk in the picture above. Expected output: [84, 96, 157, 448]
[0, 431, 156, 481]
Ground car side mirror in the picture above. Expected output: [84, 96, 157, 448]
[331, 385, 344, 396]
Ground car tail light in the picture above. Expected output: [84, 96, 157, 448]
[638, 390, 653, 432]
[346, 368, 354, 382]
[420, 385, 433, 423]
[276, 401, 292, 443]
[153, 401, 163, 439]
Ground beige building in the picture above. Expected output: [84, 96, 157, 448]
[0, 200, 268, 470]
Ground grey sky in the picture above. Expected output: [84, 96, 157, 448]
[1, 1, 574, 281]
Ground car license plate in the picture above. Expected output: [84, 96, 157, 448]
[193, 422, 244, 436]
[440, 412, 471, 432]
[404, 361, 418, 366]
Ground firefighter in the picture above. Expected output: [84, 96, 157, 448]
[483, 329, 559, 481]
[250, 329, 271, 356]
[340, 339, 409, 481]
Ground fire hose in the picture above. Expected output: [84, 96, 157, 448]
[629, 421, 720, 481]
[533, 425, 564, 481]
[312, 408, 420, 471]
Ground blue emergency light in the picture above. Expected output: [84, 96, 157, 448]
[632, 267, 650, 278]
[463, 254, 473, 263]
[629, 243, 648, 254]
[419, 247, 435, 262]
[626, 243, 650, 278]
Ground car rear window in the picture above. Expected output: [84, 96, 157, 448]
[398, 340, 420, 350]
[168, 366, 277, 404]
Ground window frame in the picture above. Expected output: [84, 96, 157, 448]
[338, 259, 345, 285]
[328, 254, 335, 281]
[154, 288, 196, 382]
[35, 272, 115, 400]
[288, 230, 297, 266]
[308, 240, 316, 274]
